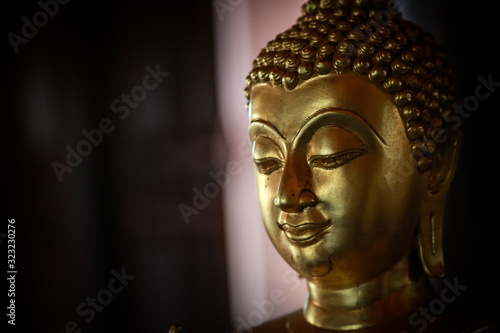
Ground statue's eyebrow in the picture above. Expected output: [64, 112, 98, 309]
[293, 108, 387, 147]
[250, 118, 286, 140]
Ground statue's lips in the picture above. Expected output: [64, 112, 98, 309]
[277, 220, 331, 243]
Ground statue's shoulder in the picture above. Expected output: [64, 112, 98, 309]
[235, 307, 499, 333]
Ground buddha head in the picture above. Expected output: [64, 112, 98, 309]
[245, 0, 461, 329]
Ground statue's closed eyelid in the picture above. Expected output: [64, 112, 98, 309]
[308, 148, 367, 169]
[252, 136, 285, 174]
[252, 136, 284, 160]
[307, 126, 366, 159]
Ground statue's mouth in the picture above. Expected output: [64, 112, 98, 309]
[277, 220, 331, 245]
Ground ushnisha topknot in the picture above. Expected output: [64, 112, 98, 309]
[244, 0, 456, 172]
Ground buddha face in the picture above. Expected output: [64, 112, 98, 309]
[249, 73, 430, 289]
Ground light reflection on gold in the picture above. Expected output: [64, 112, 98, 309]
[240, 0, 496, 331]
[249, 73, 454, 330]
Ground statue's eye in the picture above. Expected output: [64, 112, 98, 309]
[254, 157, 283, 174]
[309, 149, 366, 169]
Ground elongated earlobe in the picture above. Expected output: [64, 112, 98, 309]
[418, 132, 461, 278]
[418, 211, 445, 278]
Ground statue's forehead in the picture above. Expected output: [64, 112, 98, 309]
[249, 73, 402, 141]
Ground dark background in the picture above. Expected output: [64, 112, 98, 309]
[2, 1, 230, 332]
[407, 0, 500, 322]
[2, 0, 499, 332]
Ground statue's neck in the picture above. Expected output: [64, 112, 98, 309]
[303, 254, 435, 331]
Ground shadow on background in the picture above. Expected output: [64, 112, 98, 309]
[407, 0, 500, 321]
[1, 0, 499, 332]
[2, 1, 230, 332]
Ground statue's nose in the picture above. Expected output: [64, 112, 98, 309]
[274, 160, 318, 213]
[274, 189, 318, 213]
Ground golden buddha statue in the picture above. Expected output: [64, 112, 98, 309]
[243, 0, 498, 332]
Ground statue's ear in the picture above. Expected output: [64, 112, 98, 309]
[418, 131, 461, 278]
[427, 131, 462, 195]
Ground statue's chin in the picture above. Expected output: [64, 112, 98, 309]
[295, 256, 332, 278]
